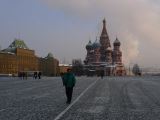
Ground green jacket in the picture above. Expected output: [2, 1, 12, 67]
[62, 72, 76, 87]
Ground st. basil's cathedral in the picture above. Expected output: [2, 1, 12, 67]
[84, 19, 126, 76]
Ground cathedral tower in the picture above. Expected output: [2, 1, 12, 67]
[100, 19, 111, 62]
[84, 40, 93, 64]
[84, 19, 126, 76]
[112, 38, 122, 64]
[92, 38, 101, 62]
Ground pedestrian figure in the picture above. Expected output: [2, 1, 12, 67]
[60, 72, 64, 81]
[34, 72, 37, 79]
[38, 72, 41, 79]
[100, 70, 104, 79]
[19, 72, 23, 80]
[22, 72, 25, 80]
[25, 72, 28, 80]
[62, 69, 76, 104]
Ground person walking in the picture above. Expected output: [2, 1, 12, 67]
[62, 68, 76, 104]
[100, 70, 104, 79]
[22, 72, 25, 80]
[34, 72, 37, 79]
[38, 72, 42, 79]
[25, 72, 28, 80]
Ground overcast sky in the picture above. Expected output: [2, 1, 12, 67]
[0, 0, 160, 68]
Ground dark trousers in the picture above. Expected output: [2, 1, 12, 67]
[65, 87, 73, 103]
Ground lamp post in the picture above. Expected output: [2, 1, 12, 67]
[129, 62, 133, 76]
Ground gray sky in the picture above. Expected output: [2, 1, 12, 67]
[0, 0, 160, 68]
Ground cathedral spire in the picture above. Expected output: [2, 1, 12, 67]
[103, 18, 106, 28]
[100, 18, 111, 49]
[99, 18, 111, 62]
[101, 18, 108, 36]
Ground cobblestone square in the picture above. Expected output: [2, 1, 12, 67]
[0, 76, 160, 120]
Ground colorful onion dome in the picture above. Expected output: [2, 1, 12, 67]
[114, 37, 121, 46]
[86, 40, 93, 50]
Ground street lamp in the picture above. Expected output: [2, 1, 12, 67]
[129, 62, 133, 76]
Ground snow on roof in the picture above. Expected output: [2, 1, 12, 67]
[59, 64, 72, 67]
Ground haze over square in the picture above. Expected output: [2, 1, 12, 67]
[0, 0, 160, 67]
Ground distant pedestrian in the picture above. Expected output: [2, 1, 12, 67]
[22, 72, 25, 80]
[62, 69, 76, 104]
[25, 72, 28, 80]
[19, 72, 22, 79]
[100, 70, 104, 79]
[38, 72, 42, 79]
[60, 73, 64, 82]
[34, 72, 37, 79]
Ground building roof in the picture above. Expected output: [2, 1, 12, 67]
[2, 39, 29, 53]
[2, 47, 16, 53]
[9, 39, 29, 49]
[59, 64, 72, 67]
[46, 52, 54, 58]
[0, 51, 15, 55]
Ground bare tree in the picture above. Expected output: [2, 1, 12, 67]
[72, 59, 84, 76]
[132, 64, 141, 76]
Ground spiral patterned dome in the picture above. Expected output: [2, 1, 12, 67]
[86, 40, 93, 50]
[92, 38, 101, 49]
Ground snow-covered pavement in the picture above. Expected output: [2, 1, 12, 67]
[0, 76, 160, 120]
